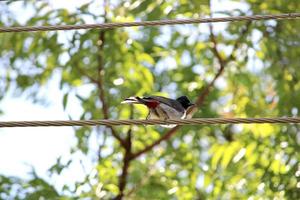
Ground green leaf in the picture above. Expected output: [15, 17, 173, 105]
[63, 93, 68, 110]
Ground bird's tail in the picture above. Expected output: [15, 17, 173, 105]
[121, 96, 144, 104]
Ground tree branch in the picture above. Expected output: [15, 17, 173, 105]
[190, 22, 226, 109]
[77, 66, 98, 83]
[97, 31, 108, 117]
[96, 3, 126, 148]
[131, 125, 180, 159]
[114, 106, 134, 200]
[195, 20, 252, 104]
[225, 21, 252, 63]
[125, 163, 156, 198]
[97, 126, 107, 161]
[209, 23, 226, 69]
[114, 130, 132, 200]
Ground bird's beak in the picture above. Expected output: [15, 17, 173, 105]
[121, 97, 138, 104]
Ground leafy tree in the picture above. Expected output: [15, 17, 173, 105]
[0, 0, 299, 199]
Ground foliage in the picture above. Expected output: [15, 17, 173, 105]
[0, 0, 300, 199]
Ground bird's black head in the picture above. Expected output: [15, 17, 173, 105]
[176, 96, 194, 109]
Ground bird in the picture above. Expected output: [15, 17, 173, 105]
[121, 95, 194, 128]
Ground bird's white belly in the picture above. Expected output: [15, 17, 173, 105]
[146, 104, 186, 128]
[159, 104, 184, 119]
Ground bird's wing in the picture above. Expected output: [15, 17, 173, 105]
[147, 96, 185, 113]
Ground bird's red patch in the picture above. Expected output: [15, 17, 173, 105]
[144, 100, 160, 108]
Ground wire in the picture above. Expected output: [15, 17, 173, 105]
[0, 13, 299, 33]
[0, 117, 300, 128]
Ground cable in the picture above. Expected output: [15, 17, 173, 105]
[0, 117, 300, 128]
[0, 13, 299, 33]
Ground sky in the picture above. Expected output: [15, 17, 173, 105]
[0, 0, 250, 193]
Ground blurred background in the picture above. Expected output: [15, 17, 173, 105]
[0, 0, 299, 199]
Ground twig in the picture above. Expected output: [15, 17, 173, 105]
[77, 66, 98, 83]
[97, 126, 107, 161]
[114, 106, 134, 200]
[96, 6, 126, 147]
[209, 23, 226, 69]
[131, 126, 180, 159]
[225, 21, 252, 63]
[125, 163, 156, 198]
[114, 130, 132, 200]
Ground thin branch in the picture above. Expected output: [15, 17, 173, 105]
[125, 163, 156, 198]
[225, 21, 252, 63]
[114, 106, 134, 200]
[209, 23, 226, 68]
[131, 126, 180, 159]
[114, 130, 132, 200]
[77, 66, 98, 83]
[195, 20, 252, 107]
[96, 2, 126, 147]
[97, 31, 108, 117]
[97, 126, 107, 161]
[79, 160, 94, 189]
[188, 14, 227, 109]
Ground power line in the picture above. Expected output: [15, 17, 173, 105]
[0, 13, 299, 33]
[0, 117, 300, 128]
